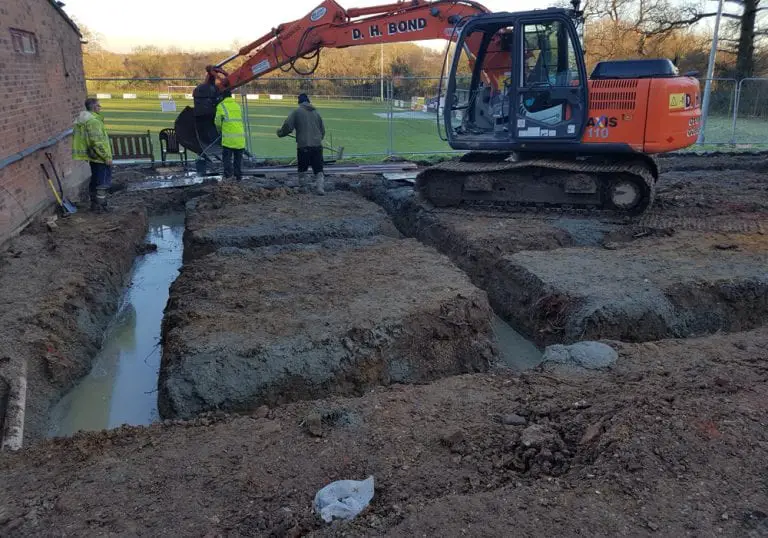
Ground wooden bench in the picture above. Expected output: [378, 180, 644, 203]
[109, 130, 155, 165]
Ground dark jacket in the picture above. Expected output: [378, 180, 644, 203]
[277, 103, 325, 148]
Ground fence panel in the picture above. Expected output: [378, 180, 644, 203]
[239, 77, 389, 159]
[85, 75, 768, 159]
[699, 78, 738, 145]
[390, 76, 455, 155]
[733, 78, 768, 147]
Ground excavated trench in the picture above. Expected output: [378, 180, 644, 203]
[355, 181, 768, 347]
[40, 163, 768, 436]
[48, 213, 185, 436]
[45, 177, 544, 435]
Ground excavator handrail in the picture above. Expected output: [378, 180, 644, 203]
[435, 15, 469, 142]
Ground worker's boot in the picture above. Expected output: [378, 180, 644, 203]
[315, 172, 325, 195]
[96, 187, 112, 213]
[297, 171, 310, 189]
[89, 186, 99, 211]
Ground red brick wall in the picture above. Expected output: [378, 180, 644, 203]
[0, 0, 89, 243]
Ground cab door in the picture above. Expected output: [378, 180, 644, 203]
[510, 15, 588, 144]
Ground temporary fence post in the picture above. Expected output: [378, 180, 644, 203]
[730, 79, 741, 145]
[241, 92, 253, 157]
[698, 0, 724, 144]
[388, 78, 394, 156]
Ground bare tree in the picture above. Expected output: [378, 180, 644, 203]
[645, 0, 768, 77]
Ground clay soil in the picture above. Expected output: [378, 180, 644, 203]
[0, 206, 147, 443]
[184, 188, 400, 261]
[0, 155, 766, 536]
[493, 231, 768, 345]
[1, 327, 767, 536]
[359, 153, 768, 348]
[159, 235, 495, 419]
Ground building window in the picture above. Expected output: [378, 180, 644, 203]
[10, 29, 37, 55]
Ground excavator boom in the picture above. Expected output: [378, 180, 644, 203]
[212, 1, 490, 90]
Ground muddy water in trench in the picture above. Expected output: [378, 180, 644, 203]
[47, 214, 184, 437]
[492, 314, 544, 371]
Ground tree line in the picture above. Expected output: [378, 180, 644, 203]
[78, 0, 768, 87]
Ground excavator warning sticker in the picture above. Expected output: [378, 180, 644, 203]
[251, 60, 271, 76]
[669, 93, 686, 109]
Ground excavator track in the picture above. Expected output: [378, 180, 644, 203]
[415, 157, 657, 218]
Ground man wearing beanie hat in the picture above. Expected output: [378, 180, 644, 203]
[277, 93, 327, 194]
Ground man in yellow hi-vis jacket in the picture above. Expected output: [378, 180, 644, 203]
[214, 90, 246, 180]
[72, 98, 113, 211]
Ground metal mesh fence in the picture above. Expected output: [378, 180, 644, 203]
[85, 75, 768, 160]
[698, 79, 737, 145]
[238, 77, 391, 158]
[390, 77, 452, 155]
[734, 78, 768, 146]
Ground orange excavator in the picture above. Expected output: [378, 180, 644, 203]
[175, 0, 702, 215]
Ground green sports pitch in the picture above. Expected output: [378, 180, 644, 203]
[96, 94, 763, 162]
[96, 95, 453, 161]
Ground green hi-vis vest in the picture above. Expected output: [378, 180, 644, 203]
[215, 97, 246, 149]
[72, 111, 112, 163]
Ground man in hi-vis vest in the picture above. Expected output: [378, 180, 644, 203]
[214, 90, 246, 180]
[72, 98, 113, 211]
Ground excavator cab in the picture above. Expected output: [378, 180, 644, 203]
[443, 9, 588, 152]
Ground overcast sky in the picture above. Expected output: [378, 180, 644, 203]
[62, 0, 547, 52]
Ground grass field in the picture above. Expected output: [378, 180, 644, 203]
[98, 96, 451, 162]
[97, 95, 768, 163]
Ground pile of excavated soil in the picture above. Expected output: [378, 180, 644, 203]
[158, 236, 496, 419]
[1, 328, 766, 536]
[184, 190, 400, 260]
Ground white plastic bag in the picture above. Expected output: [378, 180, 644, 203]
[313, 475, 375, 523]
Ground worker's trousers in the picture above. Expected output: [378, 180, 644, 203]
[89, 161, 112, 209]
[222, 147, 244, 179]
[297, 146, 323, 175]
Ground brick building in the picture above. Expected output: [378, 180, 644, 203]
[0, 0, 89, 243]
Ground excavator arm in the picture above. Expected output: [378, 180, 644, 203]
[209, 0, 490, 90]
[175, 0, 495, 156]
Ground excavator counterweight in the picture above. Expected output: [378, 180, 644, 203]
[177, 0, 701, 215]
